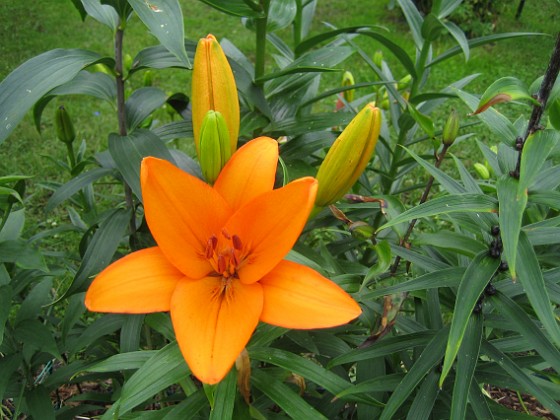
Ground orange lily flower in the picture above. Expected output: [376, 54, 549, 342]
[85, 137, 361, 384]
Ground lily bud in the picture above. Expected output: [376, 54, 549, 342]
[349, 221, 375, 241]
[373, 50, 383, 68]
[474, 163, 490, 179]
[199, 110, 231, 184]
[55, 105, 76, 145]
[442, 109, 459, 145]
[192, 34, 239, 159]
[342, 71, 355, 103]
[315, 103, 381, 208]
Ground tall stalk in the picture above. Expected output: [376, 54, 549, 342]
[114, 24, 138, 248]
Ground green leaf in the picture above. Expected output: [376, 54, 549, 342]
[329, 331, 436, 367]
[128, 0, 191, 68]
[250, 347, 382, 406]
[0, 239, 47, 271]
[87, 351, 158, 372]
[160, 389, 207, 419]
[15, 278, 53, 325]
[396, 0, 424, 49]
[474, 77, 539, 114]
[120, 314, 144, 353]
[0, 354, 20, 399]
[363, 267, 464, 299]
[516, 231, 560, 347]
[197, 0, 264, 17]
[456, 89, 518, 145]
[519, 129, 559, 192]
[64, 207, 131, 297]
[380, 327, 449, 420]
[489, 292, 560, 372]
[106, 342, 190, 418]
[377, 194, 497, 231]
[437, 0, 463, 19]
[33, 70, 116, 132]
[481, 340, 560, 417]
[252, 369, 328, 419]
[442, 20, 469, 61]
[15, 319, 61, 359]
[451, 313, 483, 420]
[152, 120, 192, 141]
[421, 13, 445, 42]
[497, 176, 527, 279]
[132, 41, 195, 72]
[209, 369, 236, 420]
[82, 0, 119, 30]
[406, 370, 439, 420]
[549, 98, 560, 130]
[440, 251, 499, 387]
[68, 314, 124, 354]
[125, 87, 167, 130]
[0, 285, 11, 346]
[414, 232, 486, 257]
[407, 104, 435, 138]
[25, 385, 55, 420]
[266, 0, 297, 32]
[0, 48, 104, 144]
[108, 129, 175, 201]
[45, 167, 114, 212]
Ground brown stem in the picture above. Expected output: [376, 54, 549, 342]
[115, 26, 138, 248]
[514, 33, 560, 176]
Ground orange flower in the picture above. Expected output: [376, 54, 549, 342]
[85, 137, 361, 384]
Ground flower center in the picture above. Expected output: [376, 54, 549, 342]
[205, 228, 244, 280]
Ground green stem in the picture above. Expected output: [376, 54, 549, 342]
[65, 142, 76, 169]
[115, 24, 138, 248]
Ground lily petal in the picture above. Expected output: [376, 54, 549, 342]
[171, 277, 263, 384]
[260, 260, 362, 328]
[214, 137, 278, 211]
[227, 177, 318, 284]
[141, 157, 231, 279]
[85, 247, 183, 313]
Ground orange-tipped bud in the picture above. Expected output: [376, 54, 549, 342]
[315, 103, 381, 208]
[192, 34, 239, 159]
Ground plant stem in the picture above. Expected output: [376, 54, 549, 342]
[115, 24, 138, 248]
[513, 33, 560, 176]
[389, 142, 451, 275]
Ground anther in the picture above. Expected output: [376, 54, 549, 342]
[217, 255, 226, 274]
[221, 228, 231, 240]
[205, 235, 217, 259]
[232, 234, 243, 250]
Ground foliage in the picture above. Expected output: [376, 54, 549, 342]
[1, 0, 559, 418]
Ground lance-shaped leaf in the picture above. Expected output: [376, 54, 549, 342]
[377, 194, 498, 232]
[497, 176, 527, 279]
[108, 129, 176, 201]
[473, 77, 539, 114]
[439, 251, 499, 387]
[128, 0, 190, 68]
[125, 87, 167, 131]
[0, 48, 105, 144]
[197, 0, 264, 17]
[517, 231, 560, 347]
[81, 0, 119, 30]
[519, 129, 559, 192]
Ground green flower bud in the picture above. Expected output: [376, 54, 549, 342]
[373, 50, 383, 68]
[199, 110, 231, 184]
[474, 162, 490, 179]
[315, 103, 381, 208]
[442, 109, 459, 145]
[342, 71, 355, 103]
[55, 105, 76, 145]
[397, 74, 412, 90]
[143, 70, 153, 87]
[349, 221, 375, 241]
[123, 53, 133, 74]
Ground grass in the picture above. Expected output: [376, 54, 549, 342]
[0, 0, 558, 234]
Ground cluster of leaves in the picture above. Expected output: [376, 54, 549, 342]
[0, 0, 559, 418]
